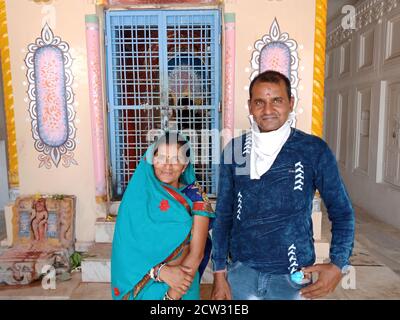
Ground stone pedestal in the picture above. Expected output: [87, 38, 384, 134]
[0, 195, 76, 285]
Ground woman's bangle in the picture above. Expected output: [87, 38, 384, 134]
[163, 291, 181, 300]
[155, 263, 167, 282]
[163, 292, 174, 300]
[149, 263, 164, 281]
[149, 267, 156, 280]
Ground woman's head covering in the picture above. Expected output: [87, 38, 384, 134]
[111, 131, 197, 299]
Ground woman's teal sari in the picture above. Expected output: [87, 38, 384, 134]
[111, 142, 212, 300]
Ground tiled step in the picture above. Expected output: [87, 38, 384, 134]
[87, 203, 327, 283]
[94, 199, 218, 244]
[94, 217, 115, 243]
[81, 242, 214, 284]
[81, 241, 329, 283]
[81, 243, 111, 283]
[95, 210, 324, 244]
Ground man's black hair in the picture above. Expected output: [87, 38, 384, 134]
[249, 70, 292, 100]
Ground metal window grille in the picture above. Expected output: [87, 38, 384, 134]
[105, 10, 221, 199]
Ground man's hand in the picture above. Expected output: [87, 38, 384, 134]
[159, 265, 193, 296]
[211, 272, 232, 300]
[300, 263, 342, 299]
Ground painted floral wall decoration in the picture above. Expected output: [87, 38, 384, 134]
[25, 23, 77, 169]
[250, 18, 299, 122]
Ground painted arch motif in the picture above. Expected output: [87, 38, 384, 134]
[25, 24, 77, 169]
[250, 18, 299, 124]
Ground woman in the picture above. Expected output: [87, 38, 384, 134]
[111, 131, 215, 300]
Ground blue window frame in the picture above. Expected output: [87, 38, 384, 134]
[105, 10, 221, 200]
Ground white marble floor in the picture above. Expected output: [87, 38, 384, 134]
[1, 206, 400, 299]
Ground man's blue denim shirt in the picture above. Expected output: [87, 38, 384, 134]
[211, 128, 355, 274]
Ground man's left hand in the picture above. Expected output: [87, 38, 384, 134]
[299, 263, 342, 299]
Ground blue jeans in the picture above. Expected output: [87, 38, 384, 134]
[227, 261, 310, 300]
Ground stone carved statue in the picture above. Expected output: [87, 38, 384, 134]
[0, 195, 76, 285]
[31, 198, 48, 241]
[59, 199, 73, 246]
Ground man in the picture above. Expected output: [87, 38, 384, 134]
[211, 70, 355, 300]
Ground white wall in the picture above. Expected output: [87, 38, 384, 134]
[5, 0, 100, 243]
[224, 0, 316, 133]
[325, 0, 400, 229]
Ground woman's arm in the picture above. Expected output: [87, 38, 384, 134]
[156, 246, 193, 297]
[167, 215, 210, 299]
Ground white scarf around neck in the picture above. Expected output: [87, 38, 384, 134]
[249, 114, 293, 180]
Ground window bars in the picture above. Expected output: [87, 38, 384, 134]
[106, 10, 221, 199]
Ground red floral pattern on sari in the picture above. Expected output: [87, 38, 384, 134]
[159, 199, 170, 211]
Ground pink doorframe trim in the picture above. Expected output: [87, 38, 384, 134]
[223, 13, 235, 147]
[85, 15, 107, 202]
